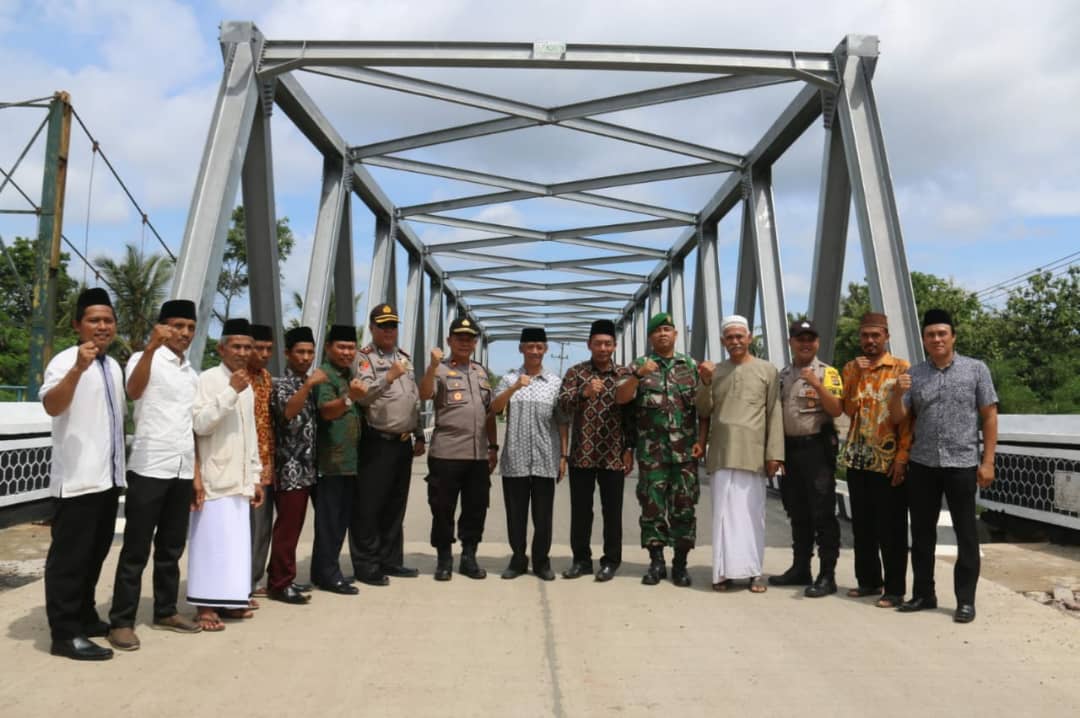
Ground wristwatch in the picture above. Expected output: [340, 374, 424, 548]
[342, 396, 353, 407]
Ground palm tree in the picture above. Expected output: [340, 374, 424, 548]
[93, 244, 173, 361]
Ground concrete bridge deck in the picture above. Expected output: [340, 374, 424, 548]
[1, 462, 1079, 718]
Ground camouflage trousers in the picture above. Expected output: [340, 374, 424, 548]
[636, 461, 700, 550]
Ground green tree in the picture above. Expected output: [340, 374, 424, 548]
[93, 244, 173, 362]
[832, 271, 990, 368]
[217, 205, 295, 320]
[0, 235, 79, 393]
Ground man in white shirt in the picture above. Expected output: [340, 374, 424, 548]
[187, 318, 265, 631]
[40, 287, 126, 661]
[106, 299, 202, 652]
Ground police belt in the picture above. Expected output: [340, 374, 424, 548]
[365, 428, 413, 443]
[784, 431, 829, 445]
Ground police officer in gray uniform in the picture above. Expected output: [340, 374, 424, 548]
[772, 319, 845, 597]
[349, 303, 426, 584]
[419, 316, 498, 581]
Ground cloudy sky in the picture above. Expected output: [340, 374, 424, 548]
[1, 0, 1077, 372]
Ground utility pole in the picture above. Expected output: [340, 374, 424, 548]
[551, 341, 569, 374]
[27, 91, 72, 399]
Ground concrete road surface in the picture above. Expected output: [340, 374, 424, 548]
[1, 458, 1079, 717]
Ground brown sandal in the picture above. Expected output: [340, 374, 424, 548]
[712, 579, 733, 592]
[847, 586, 883, 598]
[875, 595, 901, 608]
[219, 607, 254, 620]
[195, 612, 225, 632]
[749, 576, 768, 593]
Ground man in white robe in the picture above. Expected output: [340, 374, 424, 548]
[188, 318, 264, 630]
[695, 315, 784, 592]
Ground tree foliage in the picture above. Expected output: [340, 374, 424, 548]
[217, 206, 295, 320]
[93, 243, 173, 362]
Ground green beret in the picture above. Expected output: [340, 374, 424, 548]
[647, 312, 674, 334]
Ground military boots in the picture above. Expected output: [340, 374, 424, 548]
[641, 545, 667, 585]
[459, 543, 487, 579]
[434, 547, 453, 581]
[767, 562, 813, 586]
[671, 547, 692, 587]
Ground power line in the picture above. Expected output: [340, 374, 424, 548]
[974, 250, 1080, 299]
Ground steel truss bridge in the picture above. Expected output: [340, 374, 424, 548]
[175, 22, 919, 373]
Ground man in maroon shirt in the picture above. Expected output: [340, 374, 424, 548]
[557, 319, 635, 582]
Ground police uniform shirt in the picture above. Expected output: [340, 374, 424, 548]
[779, 358, 843, 437]
[429, 359, 493, 460]
[354, 344, 422, 437]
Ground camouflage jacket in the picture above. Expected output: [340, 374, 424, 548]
[624, 352, 699, 464]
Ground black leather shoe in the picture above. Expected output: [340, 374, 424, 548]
[768, 566, 813, 586]
[51, 637, 113, 661]
[534, 566, 556, 581]
[459, 544, 487, 579]
[953, 604, 976, 623]
[268, 586, 311, 604]
[291, 582, 313, 593]
[562, 561, 593, 579]
[382, 565, 420, 578]
[434, 549, 453, 581]
[804, 573, 838, 598]
[84, 620, 110, 638]
[897, 595, 938, 612]
[501, 565, 526, 580]
[353, 573, 390, 587]
[318, 580, 359, 595]
[595, 564, 618, 582]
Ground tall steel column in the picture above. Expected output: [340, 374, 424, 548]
[242, 80, 284, 375]
[733, 203, 758, 331]
[744, 167, 789, 366]
[27, 92, 71, 396]
[366, 213, 395, 323]
[333, 197, 355, 326]
[808, 100, 851, 363]
[173, 22, 262, 365]
[834, 35, 920, 361]
[668, 257, 687, 355]
[692, 222, 724, 362]
[301, 156, 348, 352]
[402, 250, 425, 373]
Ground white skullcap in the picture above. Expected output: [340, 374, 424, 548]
[720, 314, 749, 331]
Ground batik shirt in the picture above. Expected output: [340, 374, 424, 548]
[558, 360, 636, 470]
[271, 368, 317, 491]
[841, 352, 912, 474]
[251, 366, 275, 484]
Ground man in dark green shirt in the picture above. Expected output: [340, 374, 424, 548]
[311, 324, 365, 595]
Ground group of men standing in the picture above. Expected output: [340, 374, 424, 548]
[39, 285, 999, 661]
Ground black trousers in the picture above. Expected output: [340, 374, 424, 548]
[45, 487, 119, 641]
[426, 457, 489, 549]
[502, 475, 555, 570]
[109, 473, 192, 627]
[780, 434, 840, 574]
[250, 483, 274, 589]
[568, 467, 625, 567]
[350, 434, 414, 577]
[310, 474, 354, 586]
[908, 462, 980, 604]
[847, 468, 909, 597]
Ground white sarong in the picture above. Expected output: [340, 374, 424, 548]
[186, 495, 251, 608]
[710, 468, 766, 582]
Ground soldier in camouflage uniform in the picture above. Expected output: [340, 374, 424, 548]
[615, 312, 701, 587]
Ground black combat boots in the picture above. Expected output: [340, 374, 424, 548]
[641, 545, 667, 585]
[767, 562, 813, 586]
[459, 543, 487, 579]
[671, 547, 692, 587]
[434, 547, 453, 581]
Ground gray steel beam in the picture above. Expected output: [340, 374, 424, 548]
[550, 236, 667, 258]
[301, 156, 348, 352]
[668, 256, 688, 354]
[614, 83, 823, 330]
[173, 22, 262, 364]
[366, 214, 395, 321]
[425, 275, 444, 351]
[333, 198, 355, 325]
[648, 280, 663, 317]
[834, 35, 921, 362]
[399, 187, 694, 223]
[808, 106, 851, 363]
[402, 250, 425, 377]
[634, 303, 647, 357]
[260, 40, 838, 83]
[352, 117, 534, 158]
[745, 167, 790, 366]
[425, 235, 537, 253]
[241, 83, 284, 375]
[447, 264, 646, 282]
[694, 222, 724, 362]
[734, 203, 758, 327]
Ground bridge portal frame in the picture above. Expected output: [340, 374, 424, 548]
[174, 23, 920, 375]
